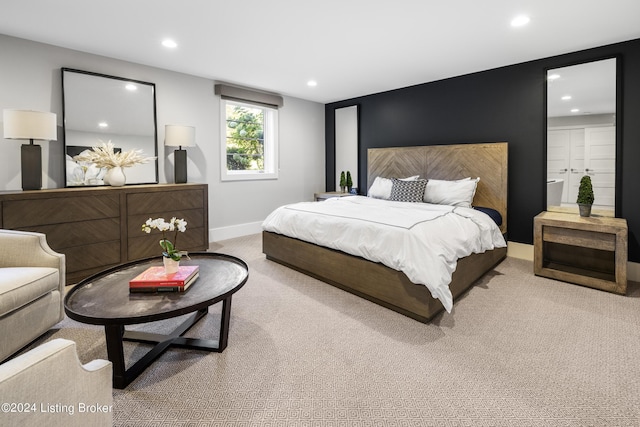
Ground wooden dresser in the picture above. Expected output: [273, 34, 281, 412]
[0, 183, 208, 284]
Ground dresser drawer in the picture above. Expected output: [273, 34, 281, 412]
[127, 189, 204, 215]
[2, 194, 119, 228]
[21, 218, 120, 250]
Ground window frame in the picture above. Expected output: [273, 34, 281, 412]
[220, 98, 279, 181]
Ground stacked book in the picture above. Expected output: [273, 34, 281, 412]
[129, 265, 199, 293]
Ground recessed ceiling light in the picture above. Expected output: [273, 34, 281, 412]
[548, 74, 561, 81]
[125, 83, 137, 91]
[98, 122, 109, 128]
[561, 95, 572, 101]
[511, 15, 530, 27]
[571, 108, 580, 113]
[307, 80, 318, 87]
[162, 39, 177, 48]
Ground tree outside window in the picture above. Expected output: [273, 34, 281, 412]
[221, 99, 278, 181]
[225, 103, 264, 171]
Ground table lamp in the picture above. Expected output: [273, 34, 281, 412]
[3, 109, 57, 190]
[165, 125, 195, 184]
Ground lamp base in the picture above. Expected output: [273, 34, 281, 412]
[174, 149, 187, 184]
[21, 144, 42, 191]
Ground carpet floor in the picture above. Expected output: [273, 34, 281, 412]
[36, 233, 640, 426]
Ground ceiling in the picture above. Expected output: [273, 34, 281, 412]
[1, 1, 639, 104]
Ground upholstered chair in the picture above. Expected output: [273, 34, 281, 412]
[0, 338, 112, 427]
[0, 229, 65, 362]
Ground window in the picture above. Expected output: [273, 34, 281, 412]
[220, 99, 278, 181]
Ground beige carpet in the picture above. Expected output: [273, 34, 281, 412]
[38, 234, 640, 426]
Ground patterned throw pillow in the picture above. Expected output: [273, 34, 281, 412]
[389, 179, 427, 202]
[367, 175, 420, 200]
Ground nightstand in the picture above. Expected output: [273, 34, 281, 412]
[533, 211, 627, 294]
[314, 191, 354, 201]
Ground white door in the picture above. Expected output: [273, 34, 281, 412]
[547, 130, 570, 203]
[567, 129, 585, 204]
[585, 126, 615, 210]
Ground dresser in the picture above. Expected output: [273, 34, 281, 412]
[533, 211, 627, 294]
[0, 184, 208, 284]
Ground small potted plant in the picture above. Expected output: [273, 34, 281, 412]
[339, 171, 346, 193]
[346, 171, 353, 193]
[142, 217, 189, 274]
[576, 175, 594, 217]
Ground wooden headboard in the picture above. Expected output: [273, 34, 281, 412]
[367, 142, 508, 234]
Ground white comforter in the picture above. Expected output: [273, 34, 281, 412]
[262, 196, 506, 312]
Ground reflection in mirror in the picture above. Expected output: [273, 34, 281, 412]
[62, 68, 158, 186]
[546, 58, 616, 216]
[335, 105, 358, 192]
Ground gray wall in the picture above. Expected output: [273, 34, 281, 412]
[0, 34, 325, 240]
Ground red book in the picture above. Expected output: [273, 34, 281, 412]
[129, 265, 199, 293]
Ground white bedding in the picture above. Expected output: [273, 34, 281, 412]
[262, 196, 506, 312]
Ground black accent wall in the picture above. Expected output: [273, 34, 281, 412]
[326, 38, 640, 261]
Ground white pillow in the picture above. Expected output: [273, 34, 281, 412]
[423, 177, 480, 208]
[368, 175, 419, 200]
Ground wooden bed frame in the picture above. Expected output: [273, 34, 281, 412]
[263, 142, 508, 322]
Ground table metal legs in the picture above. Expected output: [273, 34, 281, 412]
[105, 296, 233, 389]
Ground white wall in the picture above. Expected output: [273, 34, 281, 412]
[0, 34, 326, 241]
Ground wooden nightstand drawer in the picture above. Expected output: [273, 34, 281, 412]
[542, 226, 616, 251]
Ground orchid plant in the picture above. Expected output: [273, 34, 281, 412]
[142, 217, 188, 261]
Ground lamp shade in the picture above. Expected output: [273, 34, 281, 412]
[164, 125, 195, 147]
[3, 109, 57, 141]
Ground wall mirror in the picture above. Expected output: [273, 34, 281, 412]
[62, 68, 158, 186]
[546, 58, 618, 216]
[335, 105, 359, 192]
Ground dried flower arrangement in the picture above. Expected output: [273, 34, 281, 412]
[73, 141, 156, 169]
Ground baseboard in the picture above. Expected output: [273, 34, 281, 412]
[507, 240, 640, 282]
[506, 241, 534, 261]
[209, 221, 263, 242]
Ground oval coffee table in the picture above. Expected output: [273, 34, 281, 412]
[64, 252, 248, 389]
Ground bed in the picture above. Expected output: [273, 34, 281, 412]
[262, 142, 508, 322]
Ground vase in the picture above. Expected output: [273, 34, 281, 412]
[163, 257, 180, 275]
[105, 167, 126, 187]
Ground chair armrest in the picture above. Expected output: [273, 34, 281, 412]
[0, 338, 112, 427]
[0, 229, 65, 290]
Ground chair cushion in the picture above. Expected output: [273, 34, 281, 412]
[0, 267, 60, 317]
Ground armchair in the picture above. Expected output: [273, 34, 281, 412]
[0, 338, 112, 427]
[0, 229, 65, 362]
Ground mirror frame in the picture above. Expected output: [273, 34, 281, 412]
[543, 55, 623, 218]
[61, 68, 159, 187]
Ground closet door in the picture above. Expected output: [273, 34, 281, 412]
[567, 129, 585, 204]
[548, 128, 586, 204]
[547, 130, 571, 203]
[585, 126, 615, 209]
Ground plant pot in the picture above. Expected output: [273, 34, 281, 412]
[578, 203, 592, 217]
[163, 257, 180, 275]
